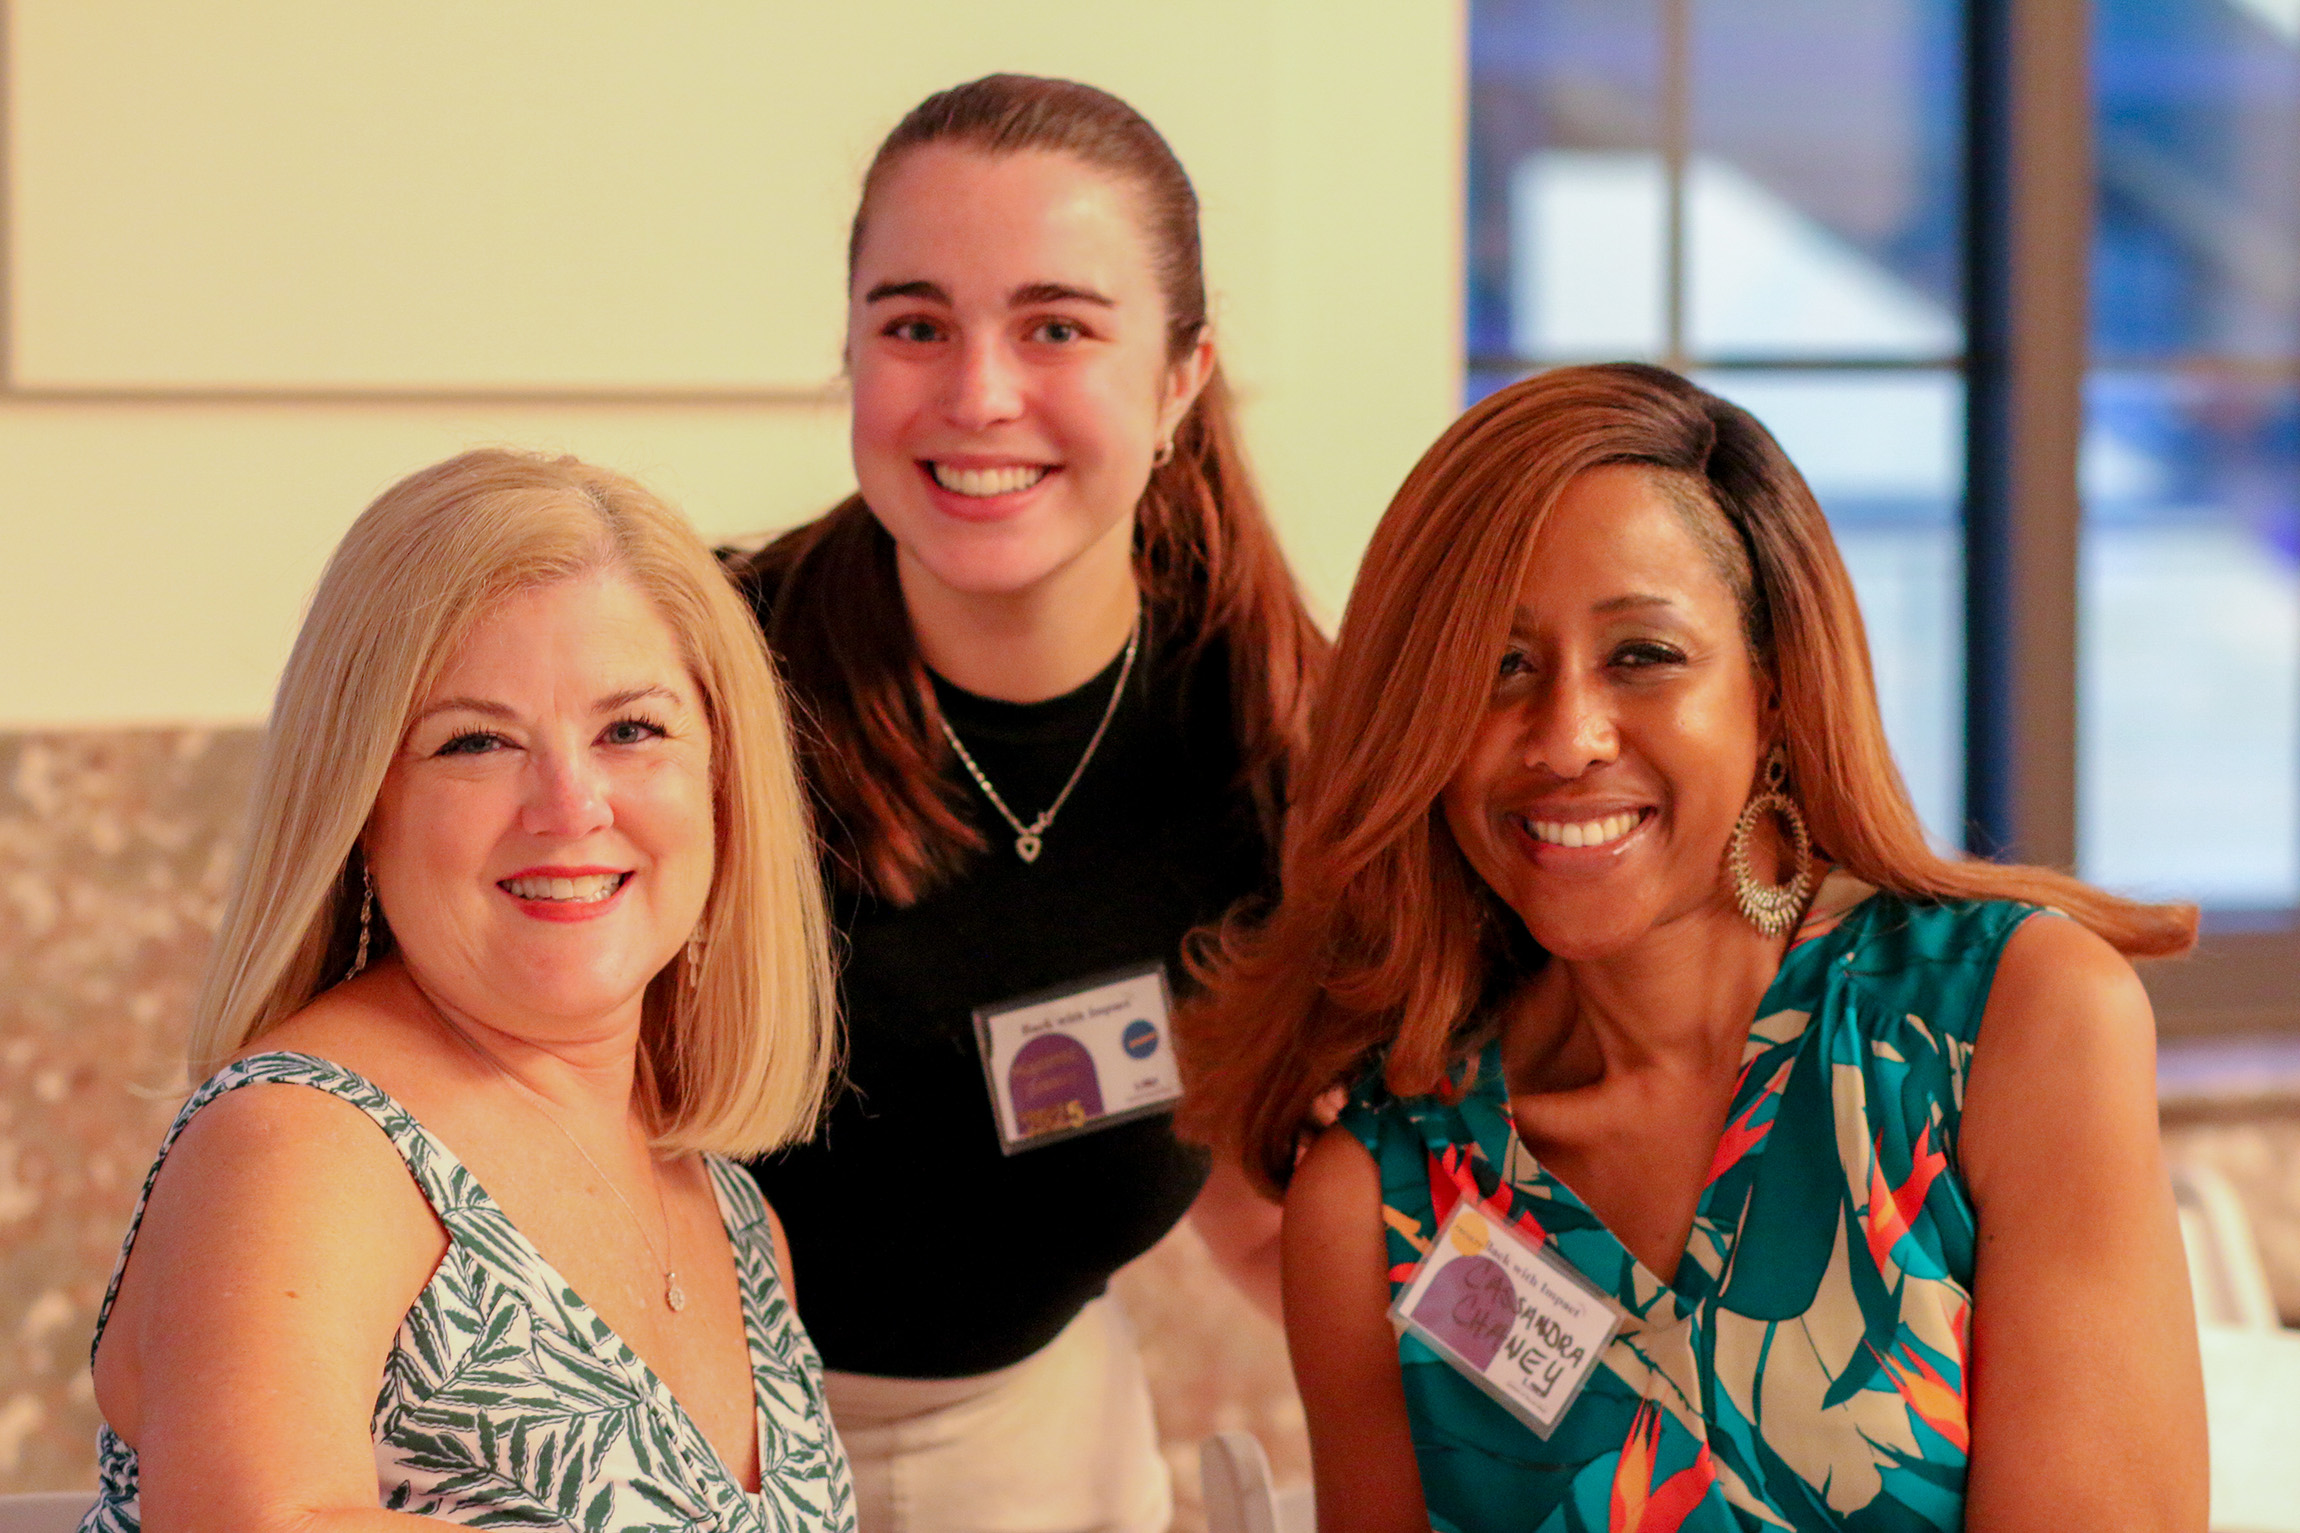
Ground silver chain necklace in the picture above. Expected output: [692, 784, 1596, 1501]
[934, 616, 1141, 863]
[427, 999, 688, 1313]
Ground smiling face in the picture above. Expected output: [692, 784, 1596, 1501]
[846, 144, 1212, 603]
[363, 571, 716, 1040]
[1440, 465, 1772, 962]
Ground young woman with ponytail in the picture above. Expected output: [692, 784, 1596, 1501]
[725, 75, 1326, 1531]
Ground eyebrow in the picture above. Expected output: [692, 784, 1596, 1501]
[411, 685, 682, 727]
[863, 279, 949, 305]
[860, 278, 1115, 309]
[1593, 593, 1677, 615]
[1010, 281, 1114, 309]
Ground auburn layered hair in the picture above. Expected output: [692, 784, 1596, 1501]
[1176, 363, 2196, 1196]
[730, 75, 1325, 905]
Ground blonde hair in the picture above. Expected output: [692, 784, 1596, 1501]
[189, 448, 837, 1158]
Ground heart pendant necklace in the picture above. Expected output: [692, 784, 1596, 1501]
[937, 616, 1140, 864]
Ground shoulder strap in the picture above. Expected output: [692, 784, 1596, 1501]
[89, 1051, 454, 1361]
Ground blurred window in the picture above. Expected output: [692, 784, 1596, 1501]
[1469, 0, 1969, 846]
[2083, 0, 2300, 919]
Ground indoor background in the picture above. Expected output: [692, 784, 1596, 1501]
[3, 0, 2296, 1522]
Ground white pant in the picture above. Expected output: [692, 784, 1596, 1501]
[824, 1297, 1171, 1533]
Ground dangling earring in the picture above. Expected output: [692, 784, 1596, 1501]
[346, 866, 375, 980]
[679, 931, 704, 1013]
[1151, 438, 1175, 468]
[1727, 745, 1813, 937]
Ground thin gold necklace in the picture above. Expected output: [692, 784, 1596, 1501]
[933, 614, 1141, 863]
[426, 998, 687, 1313]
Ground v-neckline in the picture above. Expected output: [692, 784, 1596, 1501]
[255, 1052, 772, 1512]
[1475, 883, 1872, 1306]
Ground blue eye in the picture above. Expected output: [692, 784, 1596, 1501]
[602, 716, 667, 746]
[1032, 318, 1083, 344]
[436, 731, 501, 757]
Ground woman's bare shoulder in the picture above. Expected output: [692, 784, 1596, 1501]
[146, 1068, 443, 1255]
[1286, 1123, 1382, 1230]
[250, 976, 468, 1113]
[1977, 912, 2154, 1067]
[1962, 912, 2159, 1191]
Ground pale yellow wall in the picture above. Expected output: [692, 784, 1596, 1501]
[0, 0, 1462, 727]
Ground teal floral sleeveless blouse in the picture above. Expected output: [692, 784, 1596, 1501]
[1340, 884, 2036, 1533]
[84, 1052, 855, 1532]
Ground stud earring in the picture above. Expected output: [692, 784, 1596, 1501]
[1727, 746, 1814, 937]
[346, 866, 375, 980]
[1152, 439, 1175, 468]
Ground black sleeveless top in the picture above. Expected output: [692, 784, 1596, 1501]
[736, 570, 1271, 1377]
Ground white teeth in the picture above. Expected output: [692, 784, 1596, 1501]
[1527, 811, 1642, 849]
[504, 873, 623, 903]
[932, 462, 1050, 497]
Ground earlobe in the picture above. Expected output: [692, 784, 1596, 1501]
[1161, 331, 1217, 436]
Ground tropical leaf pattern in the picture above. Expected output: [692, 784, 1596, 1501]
[81, 1052, 855, 1532]
[1341, 885, 2035, 1533]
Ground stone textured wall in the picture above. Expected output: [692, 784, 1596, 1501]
[0, 728, 260, 1491]
[2, 726, 2291, 1520]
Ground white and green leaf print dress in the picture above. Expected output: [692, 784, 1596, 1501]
[83, 1051, 855, 1533]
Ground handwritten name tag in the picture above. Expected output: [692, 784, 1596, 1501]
[973, 962, 1182, 1155]
[1390, 1199, 1621, 1438]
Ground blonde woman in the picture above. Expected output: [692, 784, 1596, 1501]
[82, 450, 852, 1531]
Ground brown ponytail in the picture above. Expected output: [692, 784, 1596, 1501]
[732, 75, 1326, 904]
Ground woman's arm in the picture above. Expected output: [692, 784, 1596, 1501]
[1959, 915, 2208, 1532]
[93, 1083, 448, 1533]
[1189, 1159, 1285, 1324]
[1285, 1126, 1429, 1533]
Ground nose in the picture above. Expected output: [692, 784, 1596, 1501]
[939, 333, 1025, 432]
[519, 743, 612, 840]
[1521, 668, 1619, 781]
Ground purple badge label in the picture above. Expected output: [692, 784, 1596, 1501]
[1390, 1201, 1623, 1439]
[1007, 1033, 1106, 1139]
[1409, 1252, 1515, 1371]
[974, 964, 1183, 1154]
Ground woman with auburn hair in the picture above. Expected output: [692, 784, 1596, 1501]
[724, 73, 1323, 1530]
[1179, 364, 2206, 1532]
[84, 449, 850, 1530]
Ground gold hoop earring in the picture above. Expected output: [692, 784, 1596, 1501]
[1727, 746, 1813, 937]
[346, 866, 375, 980]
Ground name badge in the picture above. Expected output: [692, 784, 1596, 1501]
[973, 962, 1183, 1155]
[1390, 1199, 1621, 1439]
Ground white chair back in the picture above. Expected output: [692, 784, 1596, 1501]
[2174, 1162, 2279, 1332]
[1201, 1431, 1313, 1533]
[0, 1491, 94, 1533]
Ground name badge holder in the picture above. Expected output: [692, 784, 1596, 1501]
[1390, 1199, 1622, 1439]
[973, 961, 1184, 1155]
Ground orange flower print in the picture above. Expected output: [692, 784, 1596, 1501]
[1873, 1337, 1970, 1454]
[1861, 1121, 1947, 1274]
[1608, 1402, 1717, 1532]
[1705, 1058, 1792, 1187]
